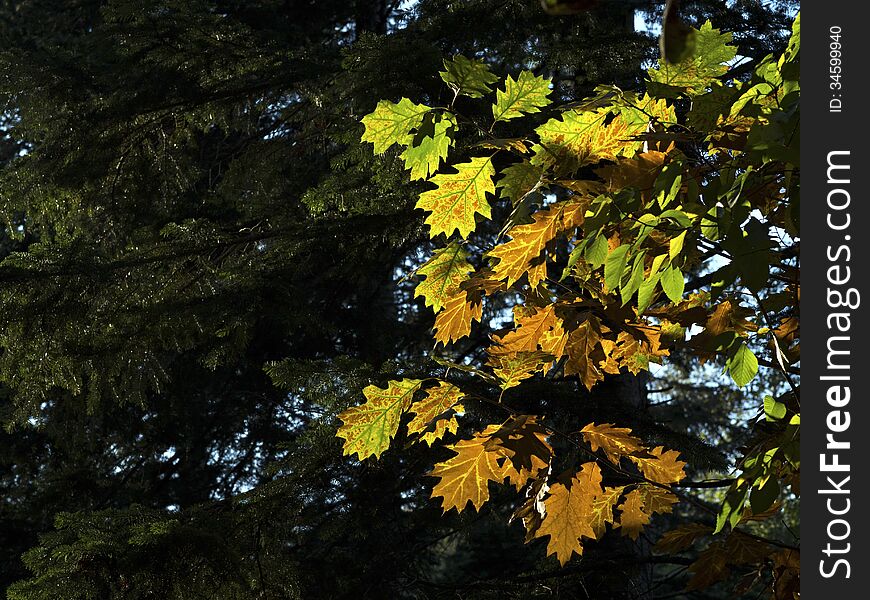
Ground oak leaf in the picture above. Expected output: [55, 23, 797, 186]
[361, 98, 430, 153]
[630, 446, 687, 484]
[417, 157, 495, 238]
[433, 291, 482, 345]
[493, 71, 552, 122]
[336, 379, 424, 460]
[429, 425, 510, 512]
[580, 422, 645, 464]
[414, 243, 473, 313]
[535, 462, 603, 565]
[407, 381, 465, 446]
[617, 488, 651, 540]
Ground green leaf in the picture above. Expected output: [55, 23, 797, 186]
[417, 157, 495, 238]
[763, 395, 787, 421]
[498, 161, 543, 203]
[660, 266, 684, 303]
[584, 235, 609, 269]
[750, 476, 780, 515]
[361, 98, 431, 154]
[440, 56, 499, 98]
[648, 21, 737, 97]
[400, 111, 457, 180]
[669, 230, 687, 259]
[414, 243, 472, 312]
[493, 71, 552, 122]
[604, 244, 630, 292]
[728, 342, 758, 387]
[621, 251, 646, 306]
[637, 271, 662, 314]
[336, 379, 425, 460]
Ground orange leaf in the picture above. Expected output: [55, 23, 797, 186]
[433, 291, 482, 345]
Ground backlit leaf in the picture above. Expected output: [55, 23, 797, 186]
[433, 290, 482, 345]
[535, 462, 603, 565]
[417, 157, 495, 238]
[429, 425, 510, 512]
[440, 55, 499, 98]
[361, 98, 430, 154]
[580, 422, 645, 463]
[414, 243, 473, 313]
[407, 381, 465, 445]
[493, 71, 552, 122]
[337, 379, 425, 460]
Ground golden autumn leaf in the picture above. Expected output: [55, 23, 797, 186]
[494, 305, 560, 354]
[564, 314, 606, 391]
[534, 109, 644, 172]
[429, 425, 510, 512]
[433, 290, 482, 345]
[535, 462, 603, 565]
[617, 488, 651, 540]
[488, 198, 586, 287]
[589, 485, 625, 540]
[487, 350, 553, 390]
[417, 157, 495, 238]
[407, 381, 465, 446]
[580, 422, 646, 463]
[630, 446, 687, 484]
[414, 243, 473, 313]
[336, 379, 424, 460]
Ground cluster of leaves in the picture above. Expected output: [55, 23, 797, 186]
[341, 11, 801, 594]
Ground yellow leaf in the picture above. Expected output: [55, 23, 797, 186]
[336, 379, 424, 460]
[630, 446, 687, 484]
[535, 462, 603, 565]
[589, 485, 625, 540]
[534, 109, 644, 172]
[407, 381, 465, 446]
[417, 157, 495, 238]
[433, 291, 482, 345]
[429, 426, 510, 512]
[489, 198, 586, 287]
[487, 350, 553, 390]
[580, 422, 645, 463]
[495, 305, 559, 353]
[616, 488, 650, 540]
[414, 243, 473, 313]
